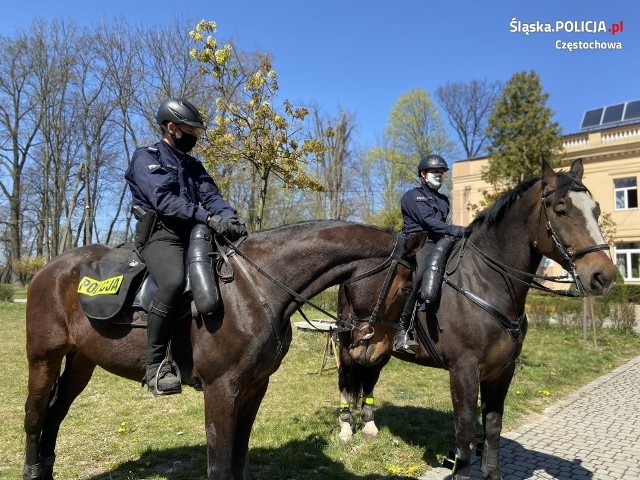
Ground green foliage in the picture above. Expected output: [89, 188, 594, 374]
[526, 290, 584, 328]
[484, 70, 563, 189]
[307, 286, 339, 313]
[526, 275, 638, 334]
[598, 211, 617, 247]
[0, 284, 14, 302]
[385, 88, 455, 167]
[366, 88, 455, 230]
[366, 206, 403, 231]
[627, 285, 640, 304]
[365, 146, 408, 218]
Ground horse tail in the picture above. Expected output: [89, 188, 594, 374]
[48, 366, 62, 408]
[338, 358, 365, 407]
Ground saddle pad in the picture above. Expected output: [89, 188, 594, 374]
[78, 247, 146, 327]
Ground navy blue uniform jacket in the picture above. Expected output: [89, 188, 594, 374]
[125, 141, 235, 232]
[400, 183, 464, 241]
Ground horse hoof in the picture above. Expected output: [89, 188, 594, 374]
[361, 420, 379, 440]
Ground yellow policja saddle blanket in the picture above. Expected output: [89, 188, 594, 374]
[77, 244, 146, 327]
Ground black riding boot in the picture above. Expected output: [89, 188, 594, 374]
[146, 299, 181, 396]
[393, 291, 419, 354]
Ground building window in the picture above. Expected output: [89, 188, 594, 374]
[615, 242, 640, 281]
[614, 177, 638, 210]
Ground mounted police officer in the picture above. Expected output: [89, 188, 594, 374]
[394, 154, 465, 353]
[125, 98, 247, 395]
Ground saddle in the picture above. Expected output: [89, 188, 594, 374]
[78, 225, 222, 328]
[77, 243, 167, 328]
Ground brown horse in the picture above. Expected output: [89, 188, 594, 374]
[336, 159, 616, 480]
[22, 221, 426, 480]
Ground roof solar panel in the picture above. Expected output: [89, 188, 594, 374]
[580, 100, 640, 130]
[602, 103, 625, 124]
[581, 108, 603, 129]
[623, 100, 640, 121]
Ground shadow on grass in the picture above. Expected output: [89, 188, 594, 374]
[83, 439, 419, 480]
[83, 404, 453, 480]
[374, 404, 456, 467]
[82, 404, 591, 480]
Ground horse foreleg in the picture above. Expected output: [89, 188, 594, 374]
[337, 354, 358, 444]
[479, 365, 515, 480]
[359, 362, 386, 440]
[203, 379, 241, 480]
[449, 364, 480, 480]
[232, 379, 269, 480]
[338, 387, 354, 444]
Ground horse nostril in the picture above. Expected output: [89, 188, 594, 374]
[590, 271, 612, 293]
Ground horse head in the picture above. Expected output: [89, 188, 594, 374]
[337, 232, 427, 365]
[535, 158, 616, 296]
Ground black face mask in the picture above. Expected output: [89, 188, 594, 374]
[173, 128, 198, 153]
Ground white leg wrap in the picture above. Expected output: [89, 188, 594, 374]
[338, 419, 354, 444]
[361, 420, 379, 439]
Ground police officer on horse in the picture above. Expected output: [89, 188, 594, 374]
[126, 98, 247, 395]
[394, 154, 465, 353]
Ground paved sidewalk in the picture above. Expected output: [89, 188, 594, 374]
[421, 356, 640, 479]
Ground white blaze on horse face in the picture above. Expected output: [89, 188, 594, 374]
[568, 191, 611, 259]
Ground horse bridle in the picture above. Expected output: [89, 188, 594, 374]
[218, 233, 413, 340]
[336, 234, 413, 340]
[535, 186, 610, 295]
[445, 184, 611, 342]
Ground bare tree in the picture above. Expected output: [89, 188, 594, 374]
[0, 29, 49, 280]
[310, 107, 355, 220]
[94, 20, 146, 245]
[31, 20, 83, 256]
[435, 79, 502, 159]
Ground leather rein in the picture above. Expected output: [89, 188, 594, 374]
[335, 235, 413, 340]
[216, 234, 412, 346]
[443, 186, 610, 340]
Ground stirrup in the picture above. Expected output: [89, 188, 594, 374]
[393, 331, 418, 354]
[150, 357, 182, 396]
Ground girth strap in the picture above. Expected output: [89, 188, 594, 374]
[368, 235, 405, 322]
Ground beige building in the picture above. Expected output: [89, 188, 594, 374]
[451, 107, 640, 284]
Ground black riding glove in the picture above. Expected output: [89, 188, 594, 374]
[454, 225, 467, 237]
[207, 215, 248, 241]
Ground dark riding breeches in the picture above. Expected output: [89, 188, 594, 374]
[139, 227, 188, 366]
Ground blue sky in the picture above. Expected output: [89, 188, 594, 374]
[3, 0, 638, 158]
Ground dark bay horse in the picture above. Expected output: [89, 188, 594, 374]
[336, 159, 616, 480]
[23, 221, 426, 480]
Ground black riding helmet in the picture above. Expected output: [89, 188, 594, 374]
[156, 98, 206, 129]
[417, 154, 448, 175]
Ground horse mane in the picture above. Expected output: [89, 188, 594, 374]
[469, 177, 539, 229]
[469, 168, 587, 230]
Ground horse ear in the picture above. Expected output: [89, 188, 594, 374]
[541, 158, 556, 188]
[404, 232, 427, 258]
[569, 158, 584, 180]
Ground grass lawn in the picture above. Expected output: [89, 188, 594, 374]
[2, 302, 640, 479]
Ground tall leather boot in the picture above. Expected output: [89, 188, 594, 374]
[146, 299, 181, 395]
[393, 291, 419, 353]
